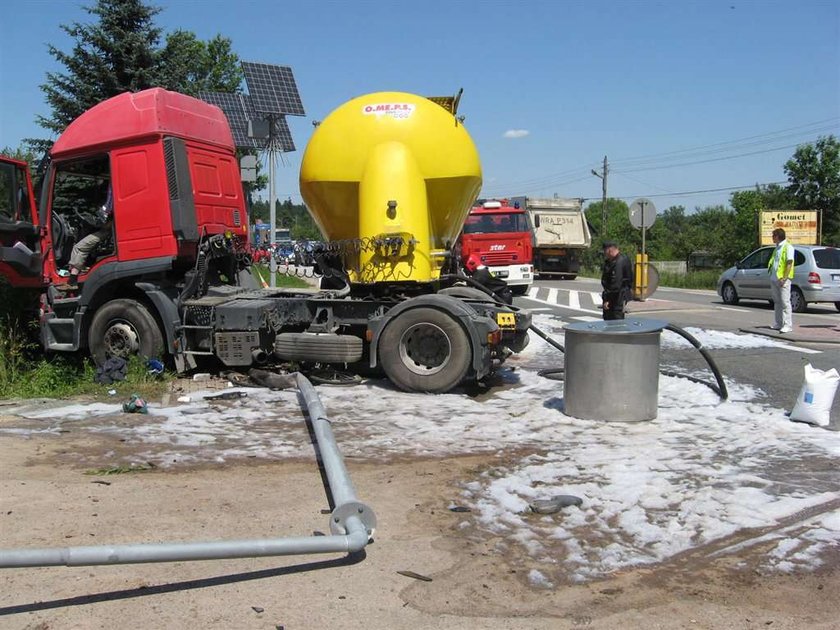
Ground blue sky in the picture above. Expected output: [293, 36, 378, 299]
[1, 0, 838, 214]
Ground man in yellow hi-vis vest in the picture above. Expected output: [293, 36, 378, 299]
[768, 227, 795, 333]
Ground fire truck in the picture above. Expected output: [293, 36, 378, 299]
[456, 199, 534, 295]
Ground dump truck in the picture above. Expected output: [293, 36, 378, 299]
[0, 88, 530, 393]
[511, 196, 591, 278]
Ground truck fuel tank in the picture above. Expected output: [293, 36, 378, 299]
[299, 92, 482, 283]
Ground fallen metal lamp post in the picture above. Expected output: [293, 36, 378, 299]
[0, 373, 376, 568]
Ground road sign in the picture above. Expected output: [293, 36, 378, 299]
[629, 198, 657, 229]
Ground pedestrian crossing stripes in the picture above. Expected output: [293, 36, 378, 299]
[526, 286, 603, 314]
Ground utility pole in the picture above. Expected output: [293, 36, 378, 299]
[591, 155, 608, 239]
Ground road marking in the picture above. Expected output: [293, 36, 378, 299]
[527, 308, 556, 313]
[528, 287, 540, 299]
[520, 295, 602, 316]
[547, 288, 558, 304]
[572, 315, 601, 322]
[717, 306, 750, 313]
[568, 290, 580, 310]
[591, 292, 603, 307]
[778, 345, 822, 355]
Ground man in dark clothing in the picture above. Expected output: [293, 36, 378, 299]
[601, 241, 633, 320]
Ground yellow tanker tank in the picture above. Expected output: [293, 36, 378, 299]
[299, 92, 482, 283]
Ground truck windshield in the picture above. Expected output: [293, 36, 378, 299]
[463, 213, 529, 234]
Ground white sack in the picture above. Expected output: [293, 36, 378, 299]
[790, 363, 840, 427]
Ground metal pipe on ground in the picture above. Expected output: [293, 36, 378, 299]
[0, 373, 376, 569]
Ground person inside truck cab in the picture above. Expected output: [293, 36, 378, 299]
[57, 183, 113, 289]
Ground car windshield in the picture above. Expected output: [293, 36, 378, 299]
[813, 248, 840, 269]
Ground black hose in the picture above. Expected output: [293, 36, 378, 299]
[529, 321, 727, 402]
[440, 274, 728, 401]
[529, 323, 565, 353]
[664, 324, 728, 401]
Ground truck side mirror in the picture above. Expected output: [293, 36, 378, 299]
[534, 214, 540, 228]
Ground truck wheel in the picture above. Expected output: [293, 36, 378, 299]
[379, 307, 471, 393]
[89, 299, 164, 366]
[510, 285, 530, 296]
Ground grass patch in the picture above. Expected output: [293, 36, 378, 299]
[251, 265, 311, 289]
[579, 266, 720, 290]
[0, 338, 172, 401]
[84, 462, 156, 475]
[657, 269, 722, 290]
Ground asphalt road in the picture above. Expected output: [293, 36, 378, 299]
[514, 277, 840, 428]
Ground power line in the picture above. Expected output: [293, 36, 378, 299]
[612, 120, 838, 166]
[602, 180, 789, 203]
[615, 141, 814, 174]
[481, 119, 837, 194]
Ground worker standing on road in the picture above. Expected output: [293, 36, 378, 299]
[601, 241, 633, 320]
[768, 227, 795, 333]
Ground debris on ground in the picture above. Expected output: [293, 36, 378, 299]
[122, 394, 149, 414]
[204, 391, 248, 401]
[248, 369, 298, 390]
[397, 570, 433, 582]
[95, 357, 127, 384]
[529, 494, 583, 515]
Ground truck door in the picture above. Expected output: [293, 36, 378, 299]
[0, 157, 42, 287]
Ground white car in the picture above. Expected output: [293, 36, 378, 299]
[716, 245, 840, 312]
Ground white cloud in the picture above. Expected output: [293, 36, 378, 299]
[503, 129, 530, 139]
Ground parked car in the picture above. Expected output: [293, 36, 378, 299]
[717, 245, 840, 312]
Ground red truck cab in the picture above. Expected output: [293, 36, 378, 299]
[0, 88, 250, 365]
[457, 199, 534, 295]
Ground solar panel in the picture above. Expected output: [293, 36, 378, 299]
[200, 92, 259, 149]
[270, 116, 295, 152]
[241, 62, 305, 116]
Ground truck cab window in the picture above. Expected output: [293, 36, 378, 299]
[49, 155, 113, 269]
[0, 162, 28, 223]
[0, 163, 14, 222]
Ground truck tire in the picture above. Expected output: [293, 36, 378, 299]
[273, 332, 363, 363]
[379, 307, 471, 393]
[511, 285, 530, 296]
[438, 286, 496, 302]
[89, 299, 164, 366]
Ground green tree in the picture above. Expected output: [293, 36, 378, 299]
[38, 0, 162, 136]
[688, 205, 742, 265]
[784, 135, 840, 243]
[249, 199, 321, 240]
[157, 31, 242, 95]
[36, 0, 243, 145]
[583, 199, 634, 268]
[647, 205, 692, 261]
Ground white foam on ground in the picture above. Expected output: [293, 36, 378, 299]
[2, 315, 838, 585]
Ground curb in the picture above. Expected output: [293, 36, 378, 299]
[740, 326, 840, 345]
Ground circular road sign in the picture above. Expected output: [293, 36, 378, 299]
[629, 198, 657, 229]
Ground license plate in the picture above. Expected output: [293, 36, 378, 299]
[496, 312, 516, 329]
[491, 270, 509, 278]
